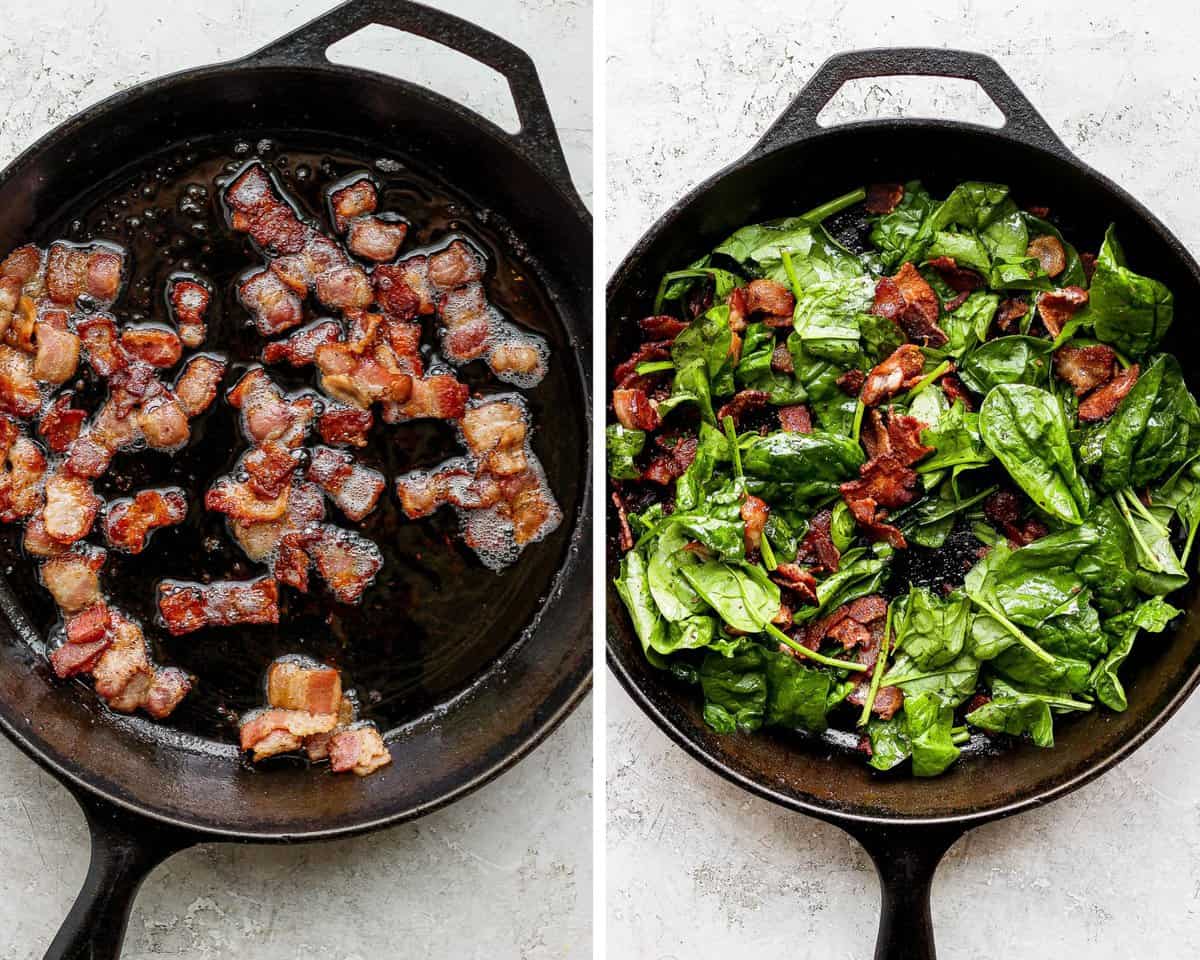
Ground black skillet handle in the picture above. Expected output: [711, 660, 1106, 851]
[245, 0, 578, 203]
[44, 791, 194, 960]
[839, 821, 966, 960]
[754, 48, 1071, 160]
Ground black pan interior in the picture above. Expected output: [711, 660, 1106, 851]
[607, 121, 1200, 822]
[0, 63, 591, 838]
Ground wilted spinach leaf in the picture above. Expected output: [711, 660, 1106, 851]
[958, 335, 1052, 394]
[606, 424, 645, 480]
[905, 691, 961, 777]
[893, 587, 972, 669]
[1088, 225, 1174, 357]
[735, 323, 807, 404]
[700, 641, 768, 733]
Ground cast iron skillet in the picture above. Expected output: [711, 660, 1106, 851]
[607, 48, 1200, 959]
[0, 2, 591, 958]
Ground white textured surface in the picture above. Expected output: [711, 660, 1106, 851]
[0, 1, 591, 958]
[607, 1, 1200, 957]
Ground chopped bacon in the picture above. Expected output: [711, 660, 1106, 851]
[848, 680, 903, 720]
[45, 242, 124, 307]
[75, 314, 124, 377]
[347, 215, 407, 261]
[38, 394, 86, 452]
[372, 261, 429, 321]
[611, 489, 635, 553]
[727, 288, 748, 333]
[984, 489, 1050, 546]
[836, 368, 865, 396]
[327, 726, 391, 776]
[33, 311, 80, 384]
[840, 456, 919, 549]
[888, 262, 947, 347]
[741, 495, 769, 555]
[994, 297, 1029, 334]
[224, 163, 309, 255]
[1027, 235, 1066, 278]
[770, 342, 794, 375]
[166, 276, 210, 348]
[238, 268, 304, 336]
[861, 410, 932, 466]
[309, 526, 383, 603]
[42, 469, 99, 544]
[141, 667, 193, 719]
[861, 343, 926, 406]
[865, 183, 904, 214]
[1, 245, 44, 288]
[119, 326, 181, 368]
[328, 176, 378, 233]
[1036, 286, 1089, 337]
[0, 277, 19, 339]
[64, 396, 137, 479]
[50, 637, 111, 678]
[940, 373, 974, 411]
[262, 319, 342, 367]
[267, 660, 342, 715]
[428, 240, 486, 289]
[795, 508, 840, 573]
[136, 390, 190, 451]
[1081, 251, 1098, 281]
[158, 576, 280, 635]
[227, 368, 314, 447]
[173, 354, 227, 418]
[744, 279, 795, 319]
[318, 407, 373, 447]
[612, 387, 660, 431]
[613, 341, 671, 387]
[1054, 344, 1118, 396]
[23, 515, 65, 558]
[383, 374, 469, 423]
[0, 434, 46, 522]
[490, 341, 545, 379]
[239, 708, 338, 761]
[241, 442, 297, 499]
[716, 389, 770, 426]
[638, 315, 689, 340]
[1079, 363, 1139, 422]
[770, 563, 818, 605]
[65, 602, 111, 646]
[926, 255, 984, 293]
[40, 547, 105, 614]
[206, 472, 291, 523]
[436, 283, 492, 360]
[0, 344, 41, 418]
[104, 487, 187, 553]
[640, 434, 698, 485]
[307, 446, 385, 521]
[778, 404, 813, 434]
[314, 338, 413, 409]
[798, 594, 887, 650]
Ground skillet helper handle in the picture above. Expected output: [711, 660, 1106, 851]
[246, 0, 577, 202]
[841, 821, 965, 960]
[45, 792, 193, 960]
[755, 47, 1070, 158]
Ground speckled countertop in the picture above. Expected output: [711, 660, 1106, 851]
[607, 1, 1200, 957]
[0, 1, 591, 958]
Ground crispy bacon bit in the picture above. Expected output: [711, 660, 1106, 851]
[65, 602, 111, 646]
[328, 726, 391, 776]
[227, 368, 314, 447]
[318, 407, 373, 448]
[0, 344, 41, 418]
[1027, 235, 1066, 278]
[86, 618, 153, 705]
[262, 319, 342, 367]
[50, 637, 111, 678]
[40, 547, 105, 614]
[1079, 363, 1139, 422]
[836, 368, 865, 396]
[167, 276, 210, 348]
[796, 508, 840, 573]
[639, 315, 689, 340]
[716, 389, 771, 427]
[849, 681, 903, 720]
[75, 314, 124, 377]
[799, 595, 887, 650]
[1054, 344, 1118, 396]
[372, 261, 428, 321]
[0, 434, 47, 522]
[778, 404, 813, 434]
[612, 387, 660, 431]
[940, 373, 974, 411]
[741, 494, 769, 555]
[42, 469, 100, 544]
[33, 311, 80, 385]
[727, 288, 748, 333]
[239, 268, 305, 336]
[239, 708, 338, 761]
[889, 262, 947, 347]
[104, 487, 187, 553]
[995, 297, 1029, 334]
[744, 279, 795, 319]
[1081, 251, 1098, 281]
[267, 660, 342, 715]
[314, 338, 413, 409]
[840, 455, 919, 549]
[309, 526, 383, 603]
[173, 354, 227, 418]
[1036, 286, 1089, 337]
[861, 410, 932, 466]
[120, 325, 182, 369]
[770, 563, 818, 605]
[429, 240, 486, 290]
[769, 343, 794, 375]
[347, 215, 408, 261]
[142, 667, 193, 719]
[158, 576, 281, 636]
[307, 446, 385, 521]
[865, 183, 905, 215]
[45, 242, 124, 306]
[383, 374, 469, 423]
[37, 394, 86, 452]
[984, 489, 1049, 546]
[926, 255, 984, 293]
[611, 490, 635, 553]
[640, 435, 698, 485]
[861, 344, 926, 407]
[329, 176, 378, 233]
[137, 390, 190, 451]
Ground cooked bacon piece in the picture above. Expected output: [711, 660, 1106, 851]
[40, 547, 105, 614]
[104, 487, 187, 553]
[42, 469, 99, 544]
[770, 563, 818, 605]
[861, 344, 926, 407]
[262, 319, 342, 367]
[50, 637, 111, 678]
[206, 472, 291, 523]
[328, 176, 378, 233]
[372, 261, 428, 321]
[0, 245, 44, 290]
[612, 387, 660, 431]
[166, 276, 210, 348]
[0, 344, 41, 418]
[383, 374, 469, 423]
[769, 343, 794, 376]
[120, 326, 181, 368]
[459, 401, 527, 473]
[238, 268, 305, 336]
[744, 279, 795, 319]
[1036, 286, 1089, 337]
[227, 368, 315, 447]
[3, 291, 36, 352]
[984, 489, 1049, 546]
[611, 489, 635, 553]
[136, 390, 190, 451]
[1027, 235, 1066, 278]
[741, 495, 769, 555]
[926, 255, 984, 293]
[836, 368, 865, 396]
[328, 725, 391, 776]
[347, 215, 407, 261]
[241, 442, 296, 500]
[940, 373, 973, 410]
[315, 264, 374, 311]
[158, 576, 280, 636]
[1054, 344, 1118, 396]
[317, 407, 373, 447]
[307, 446, 385, 521]
[314, 337, 413, 409]
[841, 456, 919, 549]
[0, 276, 20, 339]
[45, 242, 124, 307]
[716, 389, 770, 426]
[227, 480, 325, 591]
[37, 394, 86, 452]
[613, 341, 671, 387]
[172, 354, 227, 418]
[65, 602, 111, 646]
[798, 594, 887, 650]
[639, 315, 689, 340]
[428, 240, 486, 290]
[0, 434, 46, 522]
[888, 262, 947, 347]
[267, 660, 343, 715]
[490, 340, 545, 380]
[726, 287, 748, 333]
[239, 708, 338, 761]
[436, 283, 493, 360]
[1081, 251, 1098, 281]
[75, 314, 124, 377]
[224, 163, 309, 256]
[64, 396, 138, 479]
[23, 516, 65, 558]
[32, 310, 80, 385]
[640, 434, 698, 485]
[141, 667, 193, 719]
[861, 410, 932, 466]
[994, 297, 1029, 335]
[309, 525, 383, 603]
[865, 183, 904, 214]
[1079, 363, 1139, 422]
[795, 508, 839, 573]
[847, 676, 903, 720]
[778, 404, 813, 434]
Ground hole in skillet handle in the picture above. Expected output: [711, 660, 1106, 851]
[750, 47, 1074, 162]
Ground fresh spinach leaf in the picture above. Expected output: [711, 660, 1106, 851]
[893, 587, 972, 669]
[866, 716, 911, 771]
[1090, 597, 1182, 710]
[869, 180, 937, 271]
[1088, 225, 1174, 357]
[958, 335, 1052, 394]
[614, 549, 667, 667]
[681, 559, 781, 633]
[700, 641, 767, 733]
[764, 650, 832, 732]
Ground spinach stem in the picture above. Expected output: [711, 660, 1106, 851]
[857, 601, 893, 727]
[760, 535, 777, 572]
[766, 623, 869, 672]
[780, 249, 802, 300]
[850, 398, 866, 444]
[723, 416, 743, 479]
[970, 596, 1057, 664]
[904, 359, 952, 401]
[951, 726, 971, 746]
[635, 360, 675, 375]
[1038, 693, 1093, 711]
[1123, 487, 1171, 538]
[1184, 522, 1199, 567]
[1115, 490, 1165, 573]
[801, 187, 867, 224]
